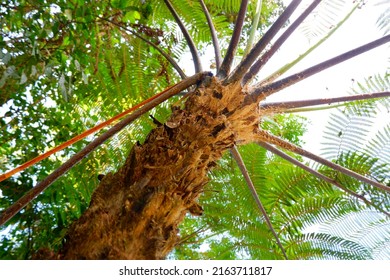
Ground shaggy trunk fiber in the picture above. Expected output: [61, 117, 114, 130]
[59, 77, 261, 259]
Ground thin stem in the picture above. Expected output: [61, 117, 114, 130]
[177, 225, 211, 246]
[217, 0, 249, 79]
[101, 17, 186, 79]
[0, 72, 211, 227]
[199, 0, 222, 71]
[225, 0, 302, 84]
[245, 35, 390, 106]
[163, 0, 203, 73]
[242, 0, 322, 86]
[255, 130, 390, 193]
[243, 0, 263, 57]
[260, 91, 390, 112]
[230, 146, 288, 260]
[258, 142, 390, 218]
[285, 104, 346, 113]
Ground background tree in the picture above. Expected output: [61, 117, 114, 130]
[0, 0, 389, 259]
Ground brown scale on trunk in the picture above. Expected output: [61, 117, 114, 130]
[59, 77, 261, 259]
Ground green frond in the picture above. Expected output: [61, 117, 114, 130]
[261, 114, 308, 146]
[321, 109, 375, 159]
[320, 151, 390, 213]
[371, 238, 390, 259]
[263, 163, 337, 213]
[365, 124, 390, 176]
[376, 1, 390, 35]
[320, 210, 390, 259]
[204, 0, 242, 13]
[278, 196, 361, 237]
[346, 74, 390, 115]
[298, 0, 350, 41]
[288, 232, 373, 260]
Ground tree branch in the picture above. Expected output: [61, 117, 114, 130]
[241, 0, 322, 85]
[225, 0, 302, 84]
[163, 0, 203, 73]
[217, 0, 249, 79]
[101, 17, 187, 79]
[199, 0, 222, 71]
[230, 146, 288, 259]
[255, 130, 390, 193]
[244, 35, 390, 106]
[260, 91, 390, 112]
[258, 142, 390, 218]
[0, 72, 211, 227]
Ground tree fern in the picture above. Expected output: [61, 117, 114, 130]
[1, 0, 389, 260]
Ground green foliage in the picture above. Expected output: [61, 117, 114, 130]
[321, 109, 375, 159]
[298, 0, 352, 41]
[261, 114, 307, 146]
[346, 74, 390, 115]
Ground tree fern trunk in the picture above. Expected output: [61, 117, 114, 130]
[58, 77, 259, 259]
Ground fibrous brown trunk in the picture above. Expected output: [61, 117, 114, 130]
[59, 77, 260, 259]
